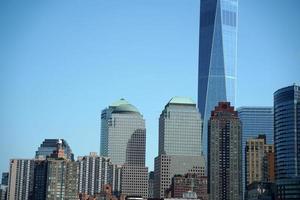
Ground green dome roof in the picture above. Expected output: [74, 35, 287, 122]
[110, 98, 140, 113]
[168, 96, 196, 105]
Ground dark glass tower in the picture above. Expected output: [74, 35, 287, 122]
[274, 84, 300, 199]
[198, 0, 238, 157]
[35, 139, 74, 161]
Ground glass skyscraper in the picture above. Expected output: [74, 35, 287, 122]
[274, 85, 300, 200]
[237, 107, 274, 194]
[198, 0, 238, 157]
[35, 139, 74, 161]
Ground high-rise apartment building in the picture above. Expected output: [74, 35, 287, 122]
[46, 159, 78, 199]
[77, 152, 112, 196]
[100, 99, 148, 197]
[208, 102, 242, 200]
[45, 143, 78, 200]
[198, 0, 238, 157]
[237, 106, 274, 195]
[245, 135, 274, 189]
[154, 97, 205, 198]
[274, 84, 300, 200]
[7, 159, 35, 200]
[35, 139, 74, 161]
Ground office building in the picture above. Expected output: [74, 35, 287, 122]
[35, 139, 74, 161]
[198, 0, 238, 157]
[7, 159, 35, 200]
[121, 128, 148, 198]
[274, 84, 300, 200]
[237, 106, 273, 195]
[101, 98, 145, 165]
[245, 135, 274, 189]
[77, 152, 112, 196]
[208, 102, 242, 200]
[154, 97, 205, 198]
[101, 99, 148, 197]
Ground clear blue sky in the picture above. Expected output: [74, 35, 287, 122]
[0, 0, 299, 173]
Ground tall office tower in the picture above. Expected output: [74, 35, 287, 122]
[121, 129, 148, 198]
[35, 139, 74, 161]
[245, 135, 274, 189]
[154, 97, 206, 198]
[208, 102, 242, 200]
[237, 106, 273, 195]
[101, 98, 145, 165]
[77, 152, 112, 196]
[7, 159, 34, 200]
[274, 84, 300, 200]
[198, 0, 238, 157]
[101, 99, 148, 197]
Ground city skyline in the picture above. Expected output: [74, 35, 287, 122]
[1, 0, 300, 175]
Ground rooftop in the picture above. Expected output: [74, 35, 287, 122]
[110, 98, 140, 113]
[168, 96, 196, 105]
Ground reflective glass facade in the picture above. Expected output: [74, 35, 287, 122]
[35, 139, 74, 161]
[237, 107, 273, 194]
[274, 85, 300, 180]
[198, 0, 238, 157]
[274, 85, 300, 200]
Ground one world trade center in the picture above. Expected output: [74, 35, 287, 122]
[198, 0, 238, 157]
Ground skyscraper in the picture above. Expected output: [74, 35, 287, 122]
[208, 102, 242, 200]
[100, 99, 148, 197]
[154, 97, 205, 198]
[237, 106, 274, 195]
[45, 142, 78, 200]
[121, 129, 148, 198]
[101, 98, 145, 165]
[274, 84, 300, 200]
[198, 0, 238, 157]
[35, 139, 74, 161]
[7, 159, 35, 200]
